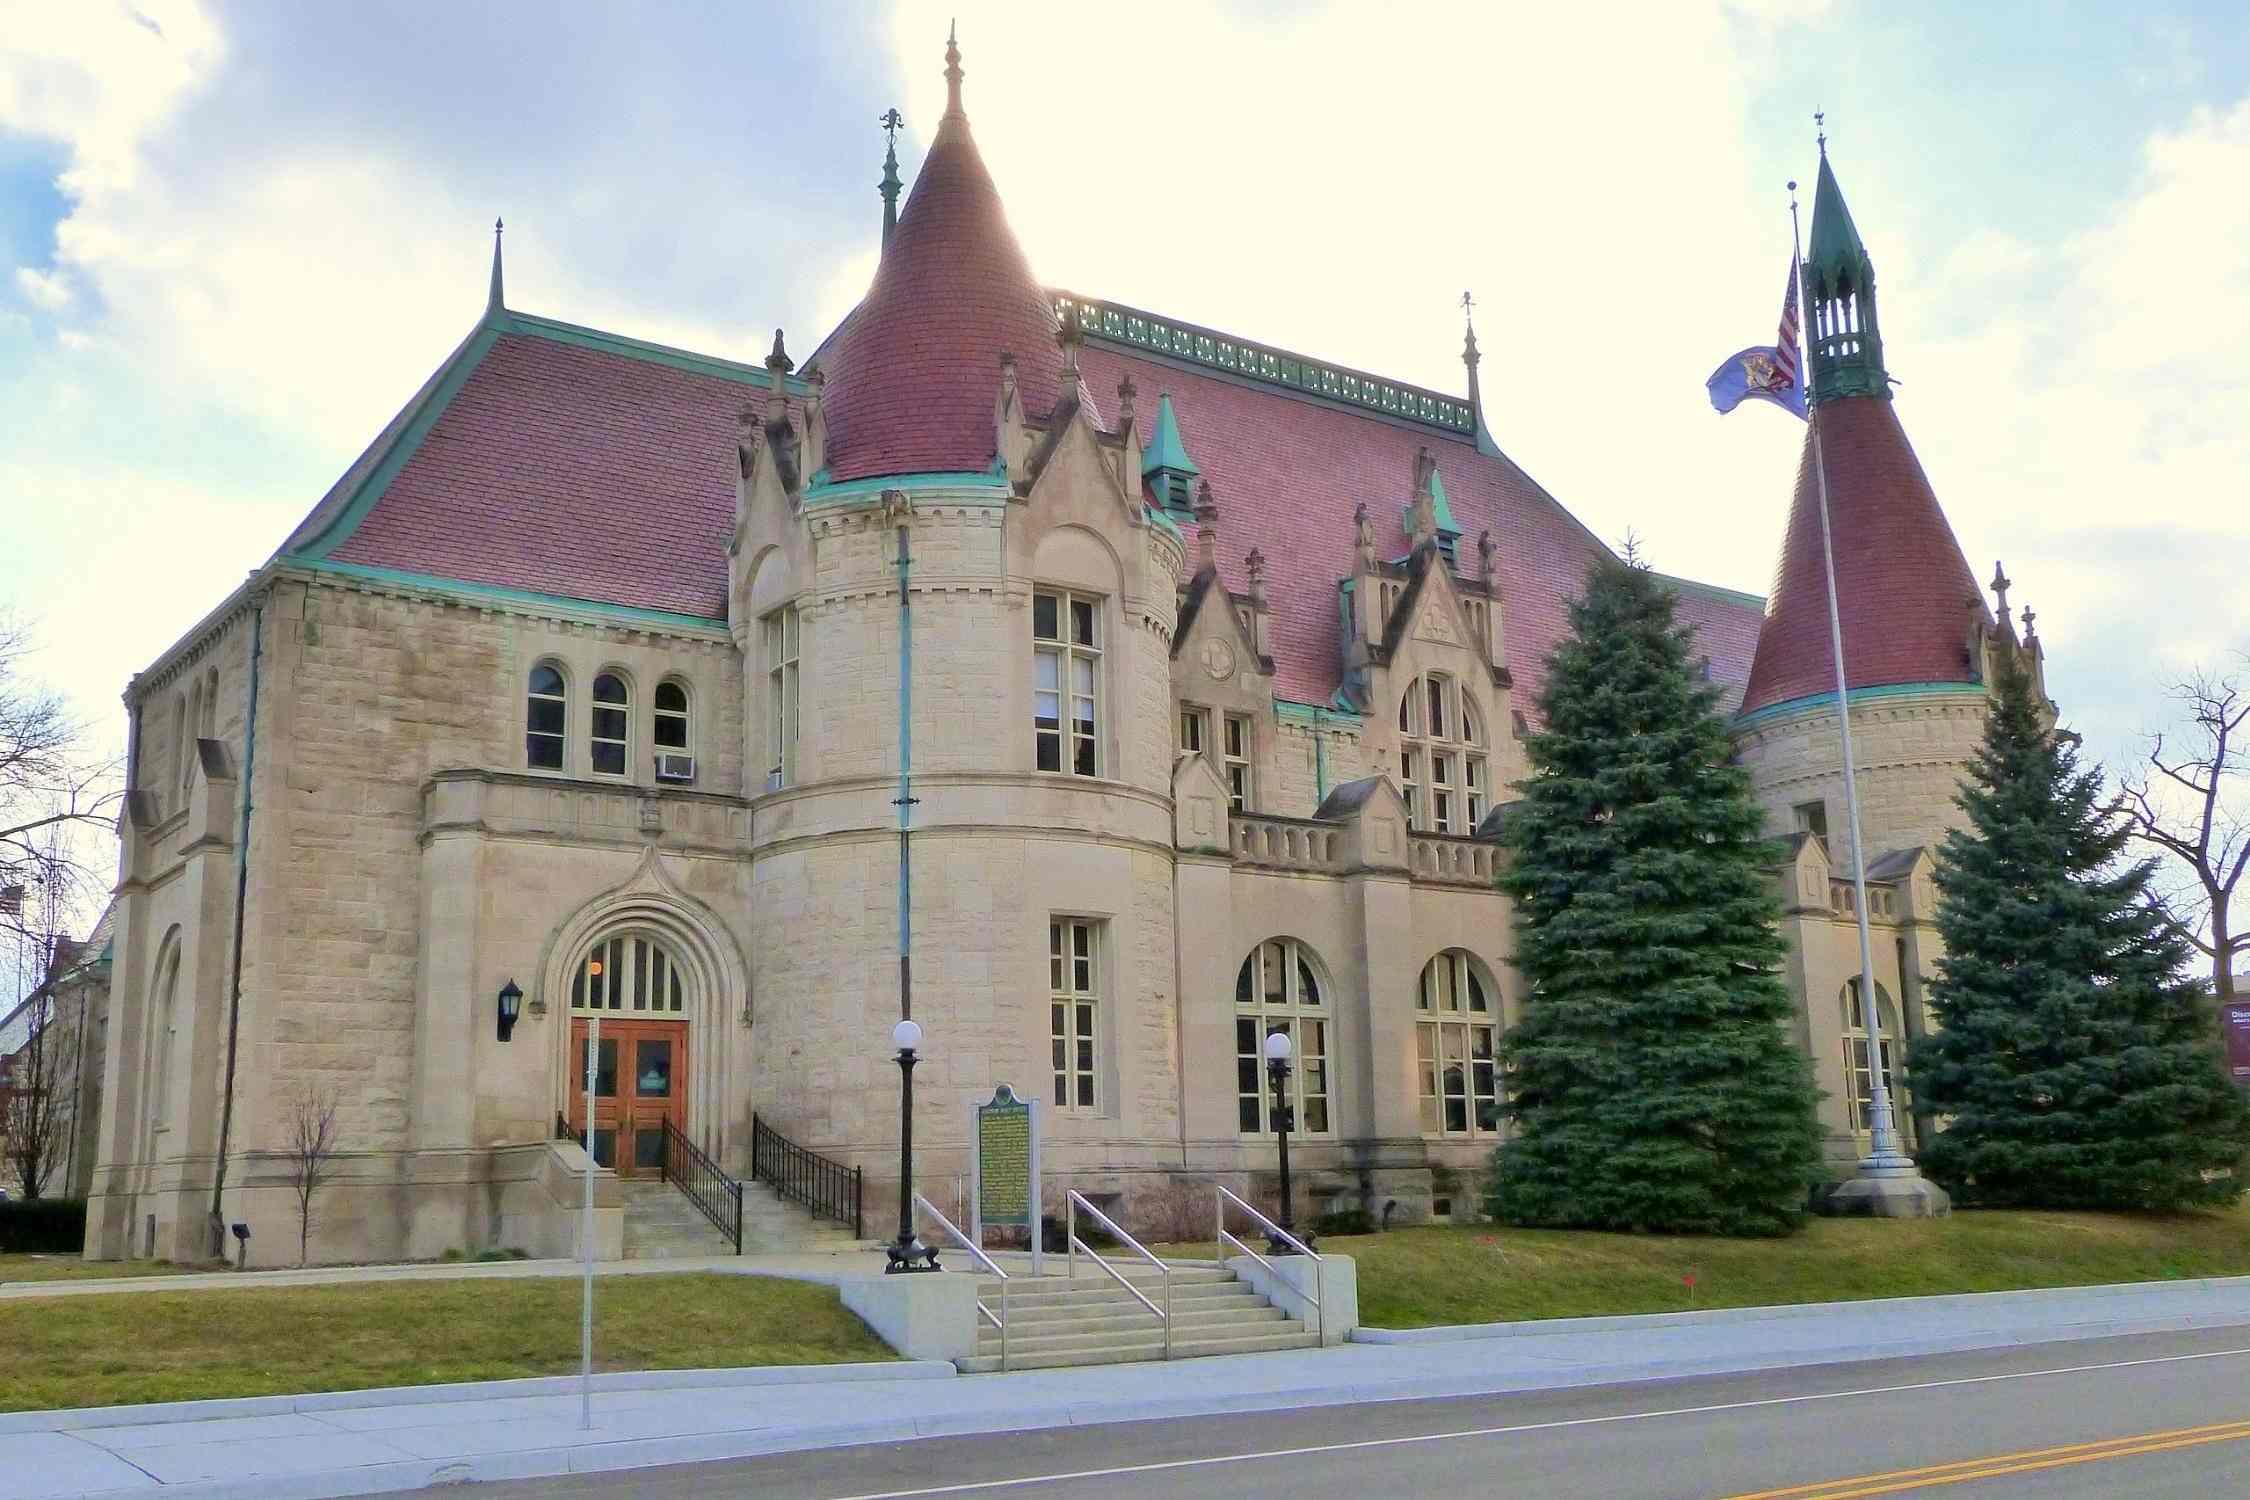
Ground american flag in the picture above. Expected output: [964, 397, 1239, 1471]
[1775, 259, 1802, 388]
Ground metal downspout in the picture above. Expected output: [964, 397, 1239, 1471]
[208, 599, 264, 1255]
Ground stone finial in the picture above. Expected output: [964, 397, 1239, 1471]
[1056, 303, 1082, 410]
[766, 327, 794, 400]
[1115, 374, 1137, 433]
[1195, 479, 1219, 574]
[943, 20, 965, 118]
[1409, 447, 1438, 546]
[998, 351, 1018, 408]
[1990, 559, 2015, 641]
[1246, 547, 1268, 608]
[2021, 606, 2037, 643]
[735, 402, 761, 481]
[1354, 501, 1376, 571]
[1477, 528, 1497, 587]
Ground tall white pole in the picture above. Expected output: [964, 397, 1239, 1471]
[1793, 191, 1910, 1173]
[579, 1010, 599, 1428]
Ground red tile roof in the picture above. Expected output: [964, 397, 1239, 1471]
[317, 325, 775, 621]
[1075, 341, 1763, 714]
[817, 101, 1062, 483]
[1738, 395, 1985, 716]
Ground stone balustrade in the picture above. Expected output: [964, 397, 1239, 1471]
[1409, 833, 1499, 886]
[1230, 812, 1345, 873]
[1829, 879, 1900, 920]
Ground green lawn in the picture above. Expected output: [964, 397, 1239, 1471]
[0, 1254, 189, 1283]
[0, 1273, 892, 1412]
[1315, 1204, 2250, 1328]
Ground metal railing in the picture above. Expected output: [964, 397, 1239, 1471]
[555, 1112, 579, 1145]
[1216, 1184, 1324, 1345]
[914, 1193, 1013, 1369]
[750, 1113, 863, 1238]
[1066, 1189, 1170, 1359]
[661, 1119, 743, 1254]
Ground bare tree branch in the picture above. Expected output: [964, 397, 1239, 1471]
[2121, 667, 2250, 998]
[283, 1081, 343, 1266]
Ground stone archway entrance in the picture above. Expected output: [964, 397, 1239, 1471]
[565, 931, 692, 1175]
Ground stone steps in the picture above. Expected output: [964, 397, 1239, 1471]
[617, 1176, 865, 1259]
[954, 1265, 1318, 1372]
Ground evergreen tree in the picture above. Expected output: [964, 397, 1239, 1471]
[1912, 651, 2249, 1209]
[1491, 557, 1822, 1236]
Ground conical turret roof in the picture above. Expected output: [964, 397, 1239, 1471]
[818, 35, 1062, 483]
[1738, 397, 1986, 716]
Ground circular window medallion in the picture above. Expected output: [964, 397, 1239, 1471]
[1200, 638, 1237, 681]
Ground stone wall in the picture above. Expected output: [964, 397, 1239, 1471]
[1735, 687, 1989, 870]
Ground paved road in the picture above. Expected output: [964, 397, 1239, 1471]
[427, 1323, 2250, 1499]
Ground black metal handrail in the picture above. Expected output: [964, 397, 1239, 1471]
[751, 1113, 863, 1239]
[661, 1119, 743, 1254]
[555, 1111, 581, 1145]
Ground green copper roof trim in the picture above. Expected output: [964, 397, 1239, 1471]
[292, 325, 504, 561]
[1055, 290, 1477, 436]
[498, 311, 814, 394]
[1139, 393, 1200, 478]
[1654, 571, 1766, 611]
[287, 557, 732, 634]
[1145, 504, 1184, 542]
[1276, 697, 1366, 727]
[1806, 155, 1870, 287]
[1733, 679, 1985, 730]
[800, 470, 1011, 509]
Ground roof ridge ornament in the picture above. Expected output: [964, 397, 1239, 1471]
[487, 217, 504, 315]
[879, 108, 905, 251]
[944, 21, 964, 120]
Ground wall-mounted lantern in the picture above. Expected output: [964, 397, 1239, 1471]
[497, 978, 524, 1042]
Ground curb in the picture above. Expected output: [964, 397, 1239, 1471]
[1349, 1273, 2250, 1344]
[0, 1360, 950, 1437]
[62, 1304, 2250, 1500]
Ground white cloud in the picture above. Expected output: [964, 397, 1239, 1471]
[13, 265, 70, 309]
[0, 0, 223, 197]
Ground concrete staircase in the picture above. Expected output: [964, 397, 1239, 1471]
[956, 1264, 1318, 1372]
[618, 1176, 864, 1259]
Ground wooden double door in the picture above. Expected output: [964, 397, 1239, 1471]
[567, 1018, 688, 1175]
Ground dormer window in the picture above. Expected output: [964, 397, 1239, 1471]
[1399, 672, 1487, 835]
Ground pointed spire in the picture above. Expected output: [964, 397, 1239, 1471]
[487, 217, 505, 315]
[1459, 290, 1500, 456]
[1803, 128, 1889, 406]
[1991, 559, 2016, 642]
[1141, 392, 1199, 513]
[943, 20, 964, 120]
[879, 108, 905, 251]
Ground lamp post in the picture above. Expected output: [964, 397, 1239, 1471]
[1263, 1030, 1302, 1253]
[886, 1019, 939, 1272]
[496, 979, 522, 1043]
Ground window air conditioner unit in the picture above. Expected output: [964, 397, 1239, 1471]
[655, 753, 697, 784]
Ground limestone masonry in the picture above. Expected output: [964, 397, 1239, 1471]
[84, 37, 2054, 1263]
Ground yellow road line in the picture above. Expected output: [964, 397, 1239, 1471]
[1720, 1417, 2250, 1498]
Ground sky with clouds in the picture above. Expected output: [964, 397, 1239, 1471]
[2, 0, 2246, 817]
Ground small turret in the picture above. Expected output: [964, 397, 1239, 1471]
[1142, 394, 1200, 517]
[1803, 132, 1890, 406]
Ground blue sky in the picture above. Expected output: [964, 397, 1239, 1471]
[2, 0, 2246, 809]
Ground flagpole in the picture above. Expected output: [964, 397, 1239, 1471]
[1791, 184, 1911, 1174]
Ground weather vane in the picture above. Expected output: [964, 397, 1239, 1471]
[1460, 290, 1475, 318]
[1815, 109, 1827, 156]
[881, 108, 904, 148]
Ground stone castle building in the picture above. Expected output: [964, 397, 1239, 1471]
[85, 38, 2050, 1263]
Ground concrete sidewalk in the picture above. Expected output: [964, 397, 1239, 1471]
[15, 1273, 2250, 1500]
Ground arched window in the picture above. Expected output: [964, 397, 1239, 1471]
[1417, 950, 1500, 1136]
[180, 681, 201, 793]
[653, 680, 690, 757]
[1235, 939, 1330, 1135]
[1839, 979, 1905, 1141]
[571, 933, 686, 1015]
[1397, 673, 1488, 834]
[146, 941, 182, 1151]
[526, 663, 567, 770]
[590, 672, 630, 777]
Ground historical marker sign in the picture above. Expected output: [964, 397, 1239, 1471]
[971, 1084, 1042, 1273]
[2224, 1002, 2250, 1084]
